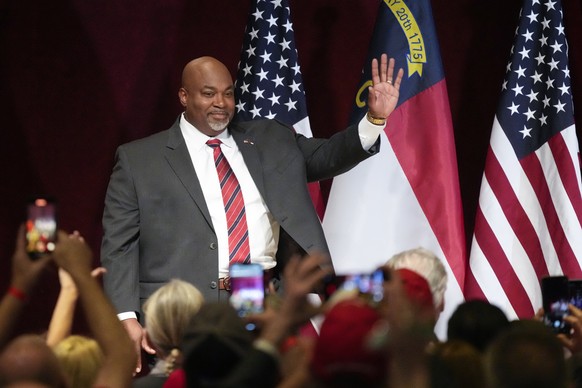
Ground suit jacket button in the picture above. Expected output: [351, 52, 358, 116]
[210, 281, 217, 289]
[209, 242, 217, 250]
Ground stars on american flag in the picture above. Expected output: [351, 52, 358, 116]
[234, 0, 308, 125]
[498, 0, 573, 158]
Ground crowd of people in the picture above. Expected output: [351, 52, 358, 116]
[3, 228, 582, 387]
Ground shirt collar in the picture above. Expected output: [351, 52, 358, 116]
[179, 113, 236, 150]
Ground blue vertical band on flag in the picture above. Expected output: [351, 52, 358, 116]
[496, 0, 574, 159]
[350, 0, 445, 124]
[234, 0, 308, 127]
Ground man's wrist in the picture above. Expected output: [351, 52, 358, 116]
[118, 311, 138, 321]
[366, 111, 387, 126]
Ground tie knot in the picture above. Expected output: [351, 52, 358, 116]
[206, 139, 222, 148]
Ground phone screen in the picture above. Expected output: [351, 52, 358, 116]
[229, 263, 264, 330]
[340, 268, 384, 304]
[569, 280, 582, 309]
[25, 198, 57, 259]
[541, 275, 570, 334]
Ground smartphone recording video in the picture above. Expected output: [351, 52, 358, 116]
[541, 275, 570, 334]
[229, 263, 264, 331]
[25, 197, 57, 260]
[340, 268, 384, 304]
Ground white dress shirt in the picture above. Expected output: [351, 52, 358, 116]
[180, 114, 279, 277]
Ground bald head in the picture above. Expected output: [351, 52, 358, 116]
[178, 56, 235, 136]
[181, 57, 232, 87]
[0, 335, 66, 387]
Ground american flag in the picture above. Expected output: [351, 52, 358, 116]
[234, 0, 323, 217]
[465, 0, 582, 320]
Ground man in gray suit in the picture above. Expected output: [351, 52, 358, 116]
[101, 54, 403, 371]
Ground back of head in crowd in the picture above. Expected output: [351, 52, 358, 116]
[182, 302, 252, 387]
[386, 247, 448, 315]
[310, 298, 387, 387]
[0, 335, 67, 387]
[144, 279, 205, 360]
[431, 340, 485, 388]
[484, 319, 568, 388]
[52, 335, 103, 388]
[447, 299, 509, 352]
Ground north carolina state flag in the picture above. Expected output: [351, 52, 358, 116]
[323, 0, 466, 339]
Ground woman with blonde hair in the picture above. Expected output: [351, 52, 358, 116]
[53, 335, 103, 388]
[134, 279, 205, 388]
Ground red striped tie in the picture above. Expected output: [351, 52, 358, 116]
[207, 139, 251, 264]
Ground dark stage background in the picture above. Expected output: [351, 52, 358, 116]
[1, 0, 581, 335]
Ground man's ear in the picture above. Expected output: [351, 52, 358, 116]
[178, 88, 187, 107]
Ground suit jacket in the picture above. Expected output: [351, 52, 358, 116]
[101, 116, 379, 315]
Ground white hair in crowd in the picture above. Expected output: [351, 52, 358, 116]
[386, 247, 448, 311]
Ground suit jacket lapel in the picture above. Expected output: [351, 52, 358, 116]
[231, 125, 267, 200]
[164, 120, 214, 231]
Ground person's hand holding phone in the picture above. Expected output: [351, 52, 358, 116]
[541, 276, 571, 334]
[558, 304, 582, 354]
[254, 253, 333, 348]
[277, 253, 333, 326]
[0, 225, 51, 350]
[10, 224, 53, 294]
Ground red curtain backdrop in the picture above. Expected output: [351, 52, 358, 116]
[1, 0, 581, 334]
